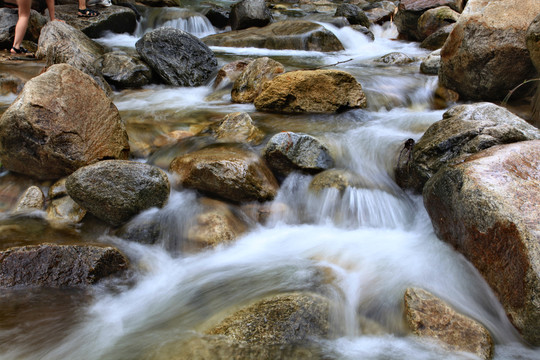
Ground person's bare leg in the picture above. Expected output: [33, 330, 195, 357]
[78, 0, 87, 11]
[45, 0, 57, 21]
[12, 0, 32, 52]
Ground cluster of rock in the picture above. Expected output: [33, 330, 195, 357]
[394, 101, 540, 348]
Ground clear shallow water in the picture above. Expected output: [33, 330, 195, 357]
[0, 6, 539, 360]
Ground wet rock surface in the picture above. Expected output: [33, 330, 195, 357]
[100, 51, 153, 89]
[66, 160, 170, 226]
[423, 140, 540, 345]
[395, 103, 540, 193]
[0, 244, 128, 288]
[14, 186, 44, 212]
[231, 57, 284, 103]
[213, 112, 264, 144]
[170, 145, 279, 203]
[404, 288, 493, 359]
[0, 64, 130, 180]
[254, 70, 367, 113]
[136, 27, 218, 87]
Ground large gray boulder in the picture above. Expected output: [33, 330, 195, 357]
[335, 4, 370, 28]
[0, 244, 128, 288]
[99, 51, 153, 89]
[230, 0, 271, 31]
[35, 20, 111, 95]
[170, 145, 279, 203]
[423, 140, 540, 345]
[263, 132, 334, 179]
[49, 5, 137, 38]
[404, 288, 493, 359]
[395, 103, 540, 193]
[136, 27, 218, 87]
[203, 21, 344, 52]
[0, 64, 130, 180]
[254, 70, 367, 114]
[66, 160, 170, 227]
[439, 0, 540, 101]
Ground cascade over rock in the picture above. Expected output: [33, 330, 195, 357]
[423, 140, 540, 345]
[0, 64, 130, 180]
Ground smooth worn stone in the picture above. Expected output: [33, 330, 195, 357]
[335, 4, 370, 27]
[100, 51, 153, 89]
[206, 292, 333, 345]
[186, 198, 249, 249]
[254, 70, 367, 114]
[136, 27, 218, 87]
[170, 145, 279, 203]
[439, 0, 540, 101]
[213, 58, 253, 90]
[214, 112, 264, 144]
[35, 20, 111, 95]
[308, 169, 362, 194]
[0, 64, 130, 180]
[395, 102, 540, 193]
[231, 57, 285, 103]
[66, 160, 169, 227]
[263, 132, 334, 179]
[0, 8, 47, 49]
[420, 23, 455, 50]
[423, 140, 540, 345]
[46, 195, 87, 223]
[203, 20, 344, 52]
[14, 186, 44, 212]
[0, 244, 128, 288]
[420, 49, 441, 75]
[404, 288, 493, 359]
[375, 52, 415, 65]
[395, 0, 464, 41]
[364, 1, 396, 25]
[230, 0, 271, 30]
[0, 73, 24, 96]
[417, 6, 459, 41]
[49, 5, 137, 38]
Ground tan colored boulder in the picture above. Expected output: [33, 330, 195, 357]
[423, 140, 540, 345]
[417, 6, 459, 41]
[404, 288, 493, 359]
[203, 20, 344, 52]
[206, 292, 333, 344]
[0, 64, 130, 180]
[309, 169, 362, 194]
[170, 145, 279, 203]
[213, 59, 253, 90]
[214, 112, 264, 144]
[439, 0, 540, 101]
[0, 244, 128, 288]
[14, 186, 44, 212]
[186, 198, 249, 248]
[231, 57, 284, 103]
[254, 70, 367, 114]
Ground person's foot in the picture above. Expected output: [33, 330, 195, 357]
[10, 46, 34, 57]
[78, 8, 100, 17]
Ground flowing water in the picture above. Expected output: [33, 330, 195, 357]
[0, 4, 539, 359]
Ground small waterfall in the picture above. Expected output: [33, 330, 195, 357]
[135, 7, 216, 38]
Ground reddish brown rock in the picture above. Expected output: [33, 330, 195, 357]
[423, 140, 540, 345]
[0, 64, 129, 180]
[404, 288, 493, 359]
[170, 145, 279, 203]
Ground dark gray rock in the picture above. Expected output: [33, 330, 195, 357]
[335, 4, 370, 28]
[420, 23, 455, 50]
[230, 0, 271, 31]
[263, 132, 334, 179]
[0, 244, 128, 288]
[66, 160, 170, 226]
[135, 27, 218, 87]
[204, 6, 230, 29]
[100, 51, 153, 89]
[395, 103, 540, 193]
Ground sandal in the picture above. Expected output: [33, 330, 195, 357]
[10, 46, 35, 57]
[78, 8, 99, 17]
